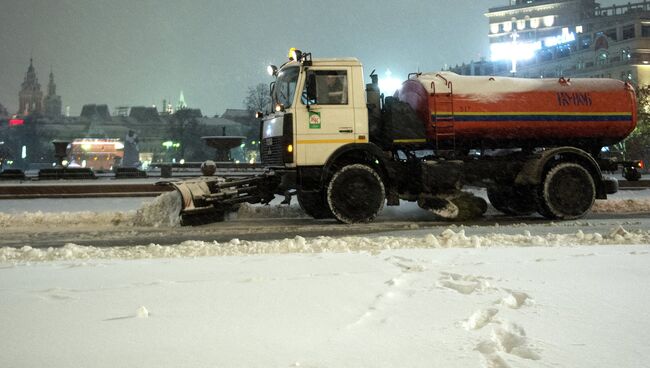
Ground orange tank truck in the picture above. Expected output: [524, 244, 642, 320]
[167, 50, 640, 226]
[398, 72, 637, 152]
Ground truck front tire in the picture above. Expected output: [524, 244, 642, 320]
[326, 164, 385, 224]
[297, 190, 333, 219]
[537, 162, 595, 220]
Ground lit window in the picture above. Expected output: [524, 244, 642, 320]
[503, 21, 512, 32]
[517, 19, 526, 30]
[543, 15, 555, 27]
[576, 25, 583, 34]
[530, 18, 540, 29]
[490, 23, 499, 34]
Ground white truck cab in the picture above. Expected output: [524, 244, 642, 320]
[261, 54, 369, 167]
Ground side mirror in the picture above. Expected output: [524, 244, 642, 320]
[306, 73, 317, 102]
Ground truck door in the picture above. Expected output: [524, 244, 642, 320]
[295, 68, 355, 165]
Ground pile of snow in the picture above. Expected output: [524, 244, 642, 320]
[1, 188, 649, 229]
[131, 191, 182, 227]
[0, 192, 184, 228]
[592, 198, 650, 213]
[2, 226, 648, 264]
[0, 192, 308, 228]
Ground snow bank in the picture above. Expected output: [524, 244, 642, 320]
[0, 192, 308, 228]
[2, 226, 648, 263]
[592, 198, 650, 213]
[0, 191, 183, 228]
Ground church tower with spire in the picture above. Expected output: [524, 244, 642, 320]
[177, 90, 187, 110]
[18, 58, 43, 116]
[43, 67, 62, 118]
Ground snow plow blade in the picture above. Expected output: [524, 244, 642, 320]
[164, 174, 279, 226]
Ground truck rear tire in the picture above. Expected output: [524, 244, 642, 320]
[537, 162, 595, 220]
[297, 190, 333, 219]
[487, 185, 536, 216]
[326, 164, 385, 224]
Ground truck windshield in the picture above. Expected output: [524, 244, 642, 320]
[273, 66, 299, 109]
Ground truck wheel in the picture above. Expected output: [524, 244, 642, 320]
[297, 190, 333, 219]
[487, 185, 536, 216]
[537, 162, 595, 220]
[326, 164, 385, 224]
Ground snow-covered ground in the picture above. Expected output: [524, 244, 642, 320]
[1, 189, 650, 367]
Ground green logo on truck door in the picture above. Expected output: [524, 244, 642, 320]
[309, 111, 321, 129]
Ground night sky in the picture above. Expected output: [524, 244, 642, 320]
[0, 0, 620, 116]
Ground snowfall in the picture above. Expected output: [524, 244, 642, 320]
[1, 187, 650, 367]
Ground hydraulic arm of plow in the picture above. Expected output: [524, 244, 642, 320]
[166, 172, 281, 225]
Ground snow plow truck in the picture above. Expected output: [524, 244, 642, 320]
[169, 49, 637, 225]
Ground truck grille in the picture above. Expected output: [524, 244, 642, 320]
[261, 137, 284, 166]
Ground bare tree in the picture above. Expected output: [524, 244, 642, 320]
[243, 83, 271, 112]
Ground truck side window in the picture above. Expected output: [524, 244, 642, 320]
[303, 70, 348, 105]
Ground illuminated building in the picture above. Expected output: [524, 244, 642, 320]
[68, 138, 124, 170]
[18, 59, 43, 116]
[452, 0, 650, 85]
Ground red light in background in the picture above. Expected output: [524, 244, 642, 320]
[9, 119, 24, 126]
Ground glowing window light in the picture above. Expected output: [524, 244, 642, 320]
[490, 23, 499, 34]
[576, 25, 583, 34]
[490, 41, 542, 62]
[503, 21, 512, 32]
[530, 18, 540, 29]
[543, 31, 576, 47]
[543, 15, 555, 27]
[517, 19, 526, 30]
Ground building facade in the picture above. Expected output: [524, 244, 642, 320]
[43, 69, 62, 118]
[452, 0, 650, 86]
[18, 59, 43, 115]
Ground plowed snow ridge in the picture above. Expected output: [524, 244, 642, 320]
[0, 190, 649, 228]
[1, 226, 648, 263]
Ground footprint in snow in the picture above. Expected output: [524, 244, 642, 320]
[385, 255, 426, 273]
[464, 308, 499, 330]
[475, 321, 541, 363]
[499, 290, 533, 309]
[437, 272, 494, 295]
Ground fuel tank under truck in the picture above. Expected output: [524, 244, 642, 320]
[397, 72, 637, 151]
